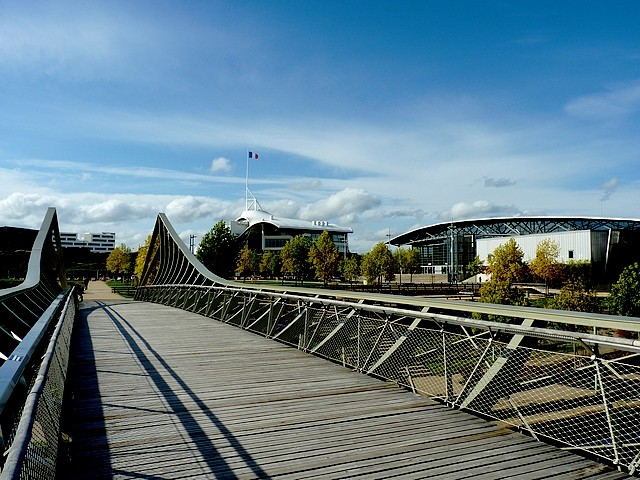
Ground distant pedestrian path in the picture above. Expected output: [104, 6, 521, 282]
[81, 280, 129, 301]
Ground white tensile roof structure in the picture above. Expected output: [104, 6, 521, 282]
[234, 208, 352, 235]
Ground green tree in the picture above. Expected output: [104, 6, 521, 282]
[106, 243, 132, 278]
[479, 238, 527, 307]
[393, 248, 414, 285]
[309, 230, 340, 287]
[549, 281, 599, 313]
[236, 244, 258, 281]
[259, 251, 280, 278]
[339, 255, 360, 285]
[361, 242, 394, 286]
[564, 260, 592, 288]
[196, 220, 238, 278]
[547, 260, 598, 314]
[529, 239, 562, 295]
[465, 255, 484, 278]
[392, 247, 407, 285]
[406, 248, 420, 282]
[607, 262, 640, 317]
[133, 234, 159, 285]
[280, 235, 313, 285]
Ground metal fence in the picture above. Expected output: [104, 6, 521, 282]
[138, 284, 640, 473]
[0, 291, 75, 480]
[0, 208, 73, 479]
[0, 208, 66, 366]
[136, 213, 640, 474]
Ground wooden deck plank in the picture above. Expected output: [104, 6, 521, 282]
[62, 300, 630, 479]
[274, 433, 532, 479]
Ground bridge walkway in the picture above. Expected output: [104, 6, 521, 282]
[61, 294, 630, 479]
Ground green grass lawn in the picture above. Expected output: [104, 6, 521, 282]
[106, 280, 136, 298]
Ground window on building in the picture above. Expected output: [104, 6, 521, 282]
[568, 250, 574, 259]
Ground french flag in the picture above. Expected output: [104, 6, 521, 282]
[249, 151, 259, 159]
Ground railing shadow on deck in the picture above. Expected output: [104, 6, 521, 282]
[65, 300, 269, 479]
[58, 303, 111, 478]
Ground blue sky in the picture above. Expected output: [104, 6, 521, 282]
[1, 1, 639, 253]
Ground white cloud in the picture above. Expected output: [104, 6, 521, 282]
[601, 178, 619, 201]
[0, 192, 57, 224]
[14, 158, 244, 186]
[565, 81, 640, 121]
[289, 178, 323, 191]
[259, 188, 381, 227]
[442, 201, 522, 221]
[0, 8, 124, 79]
[484, 177, 516, 188]
[165, 196, 238, 224]
[210, 157, 232, 174]
[263, 199, 300, 219]
[299, 188, 381, 224]
[72, 199, 156, 224]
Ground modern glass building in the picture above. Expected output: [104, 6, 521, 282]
[389, 216, 640, 283]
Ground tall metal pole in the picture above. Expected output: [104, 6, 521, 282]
[245, 150, 249, 210]
[449, 222, 456, 284]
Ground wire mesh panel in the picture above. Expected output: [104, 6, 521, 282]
[0, 293, 75, 480]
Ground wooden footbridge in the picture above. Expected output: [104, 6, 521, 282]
[59, 285, 626, 479]
[1, 208, 639, 479]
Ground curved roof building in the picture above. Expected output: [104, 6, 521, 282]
[389, 216, 640, 283]
[231, 206, 352, 254]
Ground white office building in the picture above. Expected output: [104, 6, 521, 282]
[60, 232, 116, 253]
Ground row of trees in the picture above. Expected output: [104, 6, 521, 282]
[106, 221, 640, 319]
[106, 243, 132, 278]
[231, 230, 348, 286]
[105, 234, 154, 283]
[477, 237, 640, 318]
[193, 221, 421, 287]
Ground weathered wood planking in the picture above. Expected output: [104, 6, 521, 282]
[63, 300, 630, 479]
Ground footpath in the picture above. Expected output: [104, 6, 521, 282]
[81, 281, 128, 302]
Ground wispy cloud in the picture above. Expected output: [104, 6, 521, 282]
[0, 6, 132, 80]
[601, 178, 619, 201]
[15, 159, 244, 186]
[289, 179, 323, 191]
[165, 196, 238, 224]
[484, 177, 516, 188]
[442, 200, 522, 220]
[210, 157, 232, 174]
[565, 80, 640, 121]
[299, 188, 381, 225]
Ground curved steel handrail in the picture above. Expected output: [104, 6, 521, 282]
[0, 290, 75, 480]
[0, 207, 66, 300]
[0, 207, 68, 364]
[0, 207, 72, 478]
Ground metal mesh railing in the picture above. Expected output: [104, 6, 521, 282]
[0, 290, 75, 480]
[0, 208, 72, 480]
[134, 213, 640, 475]
[139, 284, 640, 474]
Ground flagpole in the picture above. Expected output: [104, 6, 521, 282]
[245, 149, 249, 210]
